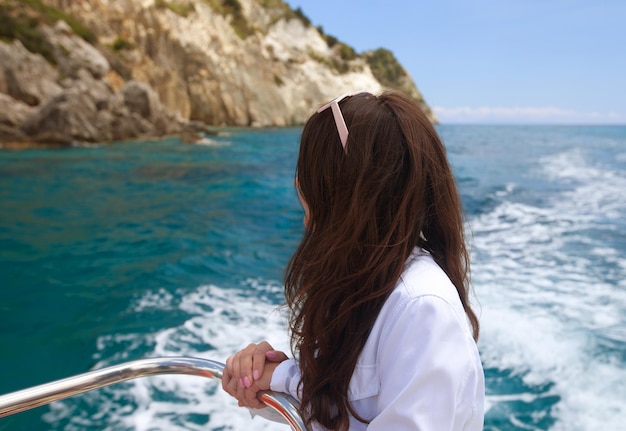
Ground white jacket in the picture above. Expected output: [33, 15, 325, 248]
[269, 248, 485, 430]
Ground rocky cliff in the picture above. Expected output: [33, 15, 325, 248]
[0, 0, 436, 148]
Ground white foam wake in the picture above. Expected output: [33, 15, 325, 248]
[44, 281, 292, 431]
[474, 148, 626, 430]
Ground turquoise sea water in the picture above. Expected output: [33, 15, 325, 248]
[1, 125, 625, 430]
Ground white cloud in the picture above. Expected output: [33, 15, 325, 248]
[433, 106, 626, 124]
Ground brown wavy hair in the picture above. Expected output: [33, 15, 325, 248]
[284, 91, 479, 430]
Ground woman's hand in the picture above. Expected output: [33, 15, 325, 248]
[221, 341, 288, 408]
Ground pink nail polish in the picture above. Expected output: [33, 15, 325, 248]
[238, 378, 244, 388]
[243, 376, 251, 388]
[253, 370, 260, 380]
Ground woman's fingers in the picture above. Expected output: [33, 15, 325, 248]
[243, 383, 266, 409]
[239, 343, 259, 388]
[236, 342, 274, 388]
[251, 341, 274, 382]
[221, 362, 240, 399]
[222, 342, 286, 409]
[223, 365, 265, 408]
[266, 350, 288, 362]
[224, 342, 274, 389]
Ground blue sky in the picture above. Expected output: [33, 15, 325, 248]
[286, 0, 626, 124]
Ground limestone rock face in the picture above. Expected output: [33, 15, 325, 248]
[0, 0, 435, 148]
[0, 40, 62, 106]
[20, 88, 101, 143]
[40, 20, 110, 79]
[0, 93, 35, 127]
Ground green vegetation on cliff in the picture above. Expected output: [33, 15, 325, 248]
[11, 0, 93, 42]
[365, 48, 407, 88]
[208, 0, 310, 38]
[307, 25, 357, 74]
[0, 3, 55, 63]
[156, 0, 196, 17]
[111, 37, 135, 52]
[206, 0, 254, 39]
[0, 0, 95, 63]
[289, 6, 311, 27]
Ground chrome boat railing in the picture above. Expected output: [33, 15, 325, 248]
[0, 356, 308, 431]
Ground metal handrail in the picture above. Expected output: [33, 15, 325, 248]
[0, 356, 308, 431]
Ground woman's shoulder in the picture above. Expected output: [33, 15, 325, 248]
[378, 248, 476, 347]
[391, 248, 464, 310]
[358, 249, 476, 366]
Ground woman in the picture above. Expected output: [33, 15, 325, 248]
[222, 91, 484, 430]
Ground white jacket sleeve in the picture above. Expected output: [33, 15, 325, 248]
[269, 358, 302, 400]
[368, 295, 484, 431]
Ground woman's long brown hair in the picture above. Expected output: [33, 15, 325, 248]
[284, 91, 479, 430]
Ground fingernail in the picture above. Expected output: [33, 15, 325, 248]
[243, 376, 251, 388]
[238, 378, 244, 388]
[266, 351, 276, 360]
[253, 370, 260, 380]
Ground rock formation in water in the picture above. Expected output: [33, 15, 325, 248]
[0, 0, 436, 148]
